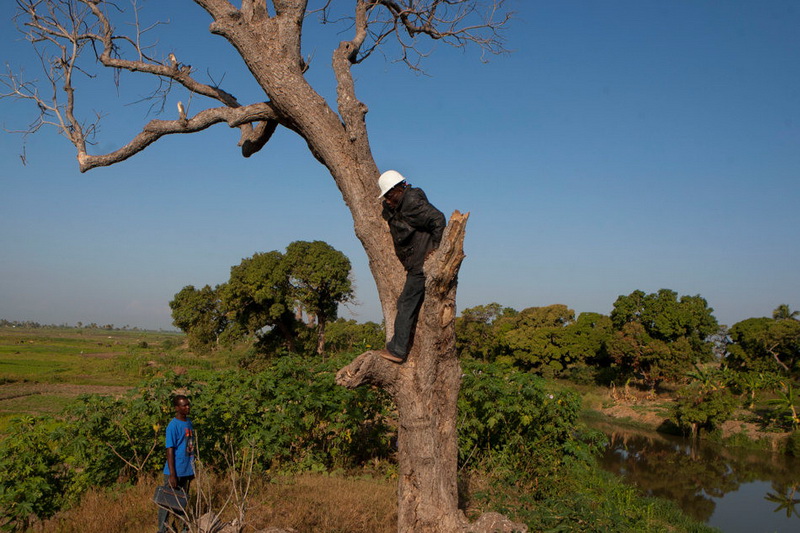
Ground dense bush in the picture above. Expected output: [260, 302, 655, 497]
[0, 417, 73, 530]
[0, 355, 392, 530]
[323, 319, 385, 354]
[671, 385, 737, 438]
[457, 360, 598, 490]
[190, 355, 393, 470]
[1, 354, 715, 532]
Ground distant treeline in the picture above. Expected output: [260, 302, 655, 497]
[454, 292, 799, 386]
[0, 319, 159, 332]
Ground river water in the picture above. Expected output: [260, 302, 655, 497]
[591, 422, 800, 532]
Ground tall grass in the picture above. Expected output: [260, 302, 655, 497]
[28, 473, 397, 533]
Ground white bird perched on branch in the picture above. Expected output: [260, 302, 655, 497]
[177, 101, 187, 122]
[168, 53, 178, 68]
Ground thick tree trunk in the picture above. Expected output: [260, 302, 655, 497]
[337, 212, 529, 533]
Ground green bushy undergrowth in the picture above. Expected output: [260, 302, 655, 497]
[0, 355, 711, 532]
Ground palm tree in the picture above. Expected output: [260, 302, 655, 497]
[772, 304, 799, 321]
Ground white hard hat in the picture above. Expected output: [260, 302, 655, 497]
[377, 170, 406, 198]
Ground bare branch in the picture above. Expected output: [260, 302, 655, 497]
[240, 118, 279, 157]
[353, 0, 512, 70]
[6, 0, 289, 164]
[77, 101, 280, 171]
[81, 1, 240, 107]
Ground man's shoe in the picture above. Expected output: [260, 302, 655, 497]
[379, 349, 405, 364]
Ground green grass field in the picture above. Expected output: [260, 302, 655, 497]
[0, 326, 190, 430]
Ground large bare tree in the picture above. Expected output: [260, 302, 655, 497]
[2, 1, 524, 531]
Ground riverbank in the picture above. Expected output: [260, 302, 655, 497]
[574, 381, 793, 453]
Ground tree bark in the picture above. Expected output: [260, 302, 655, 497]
[336, 212, 526, 533]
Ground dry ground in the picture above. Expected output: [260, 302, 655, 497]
[29, 473, 397, 533]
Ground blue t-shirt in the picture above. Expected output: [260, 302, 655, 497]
[162, 417, 195, 477]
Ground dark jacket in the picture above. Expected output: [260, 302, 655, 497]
[382, 186, 446, 272]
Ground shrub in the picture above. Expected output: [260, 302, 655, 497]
[0, 416, 73, 530]
[323, 319, 385, 354]
[190, 354, 393, 470]
[457, 360, 595, 490]
[672, 385, 737, 438]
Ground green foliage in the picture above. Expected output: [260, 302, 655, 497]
[220, 250, 296, 349]
[455, 303, 516, 361]
[672, 384, 737, 437]
[727, 317, 800, 376]
[323, 318, 385, 353]
[189, 354, 392, 471]
[726, 370, 779, 409]
[498, 304, 576, 374]
[608, 289, 718, 387]
[0, 356, 393, 528]
[169, 284, 227, 353]
[60, 380, 178, 486]
[283, 241, 354, 354]
[457, 361, 714, 531]
[772, 304, 800, 321]
[0, 416, 73, 530]
[457, 360, 592, 486]
[562, 312, 613, 367]
[767, 381, 800, 430]
[456, 304, 613, 379]
[175, 241, 355, 357]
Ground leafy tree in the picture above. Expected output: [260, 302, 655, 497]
[608, 289, 719, 387]
[495, 305, 613, 376]
[727, 317, 800, 376]
[499, 304, 575, 374]
[606, 322, 671, 385]
[4, 1, 512, 529]
[283, 240, 354, 355]
[559, 312, 613, 372]
[455, 302, 516, 361]
[219, 251, 297, 352]
[169, 284, 227, 352]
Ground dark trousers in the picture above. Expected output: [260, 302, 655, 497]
[386, 270, 425, 359]
[157, 474, 192, 533]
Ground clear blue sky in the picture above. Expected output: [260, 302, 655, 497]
[1, 1, 798, 331]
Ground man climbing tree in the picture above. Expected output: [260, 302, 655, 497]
[2, 2, 520, 531]
[376, 170, 446, 364]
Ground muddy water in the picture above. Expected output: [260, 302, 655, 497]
[591, 422, 799, 532]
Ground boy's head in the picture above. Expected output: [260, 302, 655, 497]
[172, 395, 191, 419]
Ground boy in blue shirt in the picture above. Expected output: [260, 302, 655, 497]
[157, 395, 195, 533]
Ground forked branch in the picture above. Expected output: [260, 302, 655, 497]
[76, 101, 280, 171]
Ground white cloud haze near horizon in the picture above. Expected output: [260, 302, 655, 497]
[1, 1, 798, 331]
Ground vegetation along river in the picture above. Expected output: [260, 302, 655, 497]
[593, 424, 799, 532]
